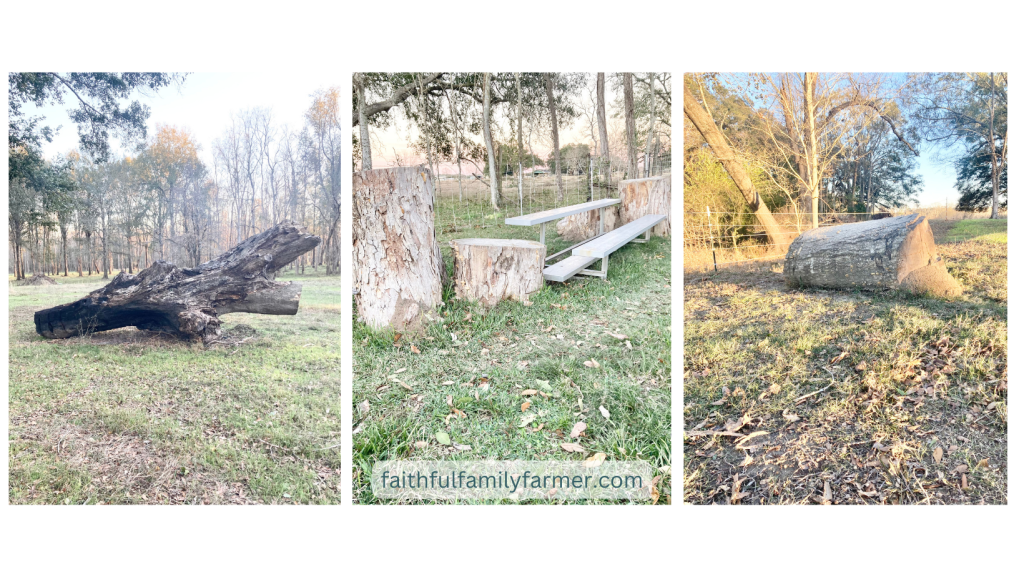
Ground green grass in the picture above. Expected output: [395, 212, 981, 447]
[353, 195, 672, 505]
[683, 220, 1007, 504]
[9, 271, 341, 505]
[948, 218, 1007, 244]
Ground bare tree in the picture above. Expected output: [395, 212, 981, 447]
[544, 73, 564, 202]
[623, 73, 638, 179]
[483, 72, 499, 211]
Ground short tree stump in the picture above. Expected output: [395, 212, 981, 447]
[450, 238, 545, 308]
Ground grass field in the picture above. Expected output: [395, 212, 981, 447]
[683, 219, 1007, 505]
[352, 192, 672, 504]
[8, 271, 341, 505]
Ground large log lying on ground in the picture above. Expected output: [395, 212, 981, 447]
[353, 166, 444, 331]
[555, 175, 670, 242]
[451, 238, 544, 308]
[783, 214, 962, 297]
[34, 223, 321, 343]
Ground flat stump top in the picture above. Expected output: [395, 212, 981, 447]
[452, 238, 545, 250]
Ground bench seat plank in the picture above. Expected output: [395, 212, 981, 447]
[543, 255, 599, 282]
[505, 198, 620, 226]
[572, 214, 666, 258]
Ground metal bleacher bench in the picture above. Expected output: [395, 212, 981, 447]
[505, 199, 666, 282]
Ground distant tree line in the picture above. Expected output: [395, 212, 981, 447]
[8, 73, 342, 280]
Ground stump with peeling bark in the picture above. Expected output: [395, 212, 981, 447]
[353, 166, 444, 331]
[783, 214, 962, 297]
[34, 222, 321, 344]
[451, 238, 545, 308]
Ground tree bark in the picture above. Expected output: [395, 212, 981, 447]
[803, 73, 821, 229]
[355, 73, 372, 171]
[516, 73, 525, 215]
[34, 222, 321, 343]
[784, 214, 962, 296]
[483, 73, 500, 211]
[451, 238, 544, 308]
[683, 87, 790, 249]
[596, 73, 611, 191]
[352, 166, 444, 331]
[545, 73, 563, 202]
[619, 175, 671, 237]
[623, 73, 638, 180]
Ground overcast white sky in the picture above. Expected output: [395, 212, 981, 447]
[28, 72, 344, 168]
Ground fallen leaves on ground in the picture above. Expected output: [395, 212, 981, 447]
[560, 443, 586, 453]
[570, 422, 587, 438]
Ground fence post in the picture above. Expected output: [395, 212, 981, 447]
[706, 206, 717, 272]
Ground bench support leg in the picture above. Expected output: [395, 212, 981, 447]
[577, 255, 609, 279]
[540, 222, 546, 245]
[630, 228, 652, 244]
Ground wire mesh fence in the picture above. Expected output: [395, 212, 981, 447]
[433, 152, 671, 236]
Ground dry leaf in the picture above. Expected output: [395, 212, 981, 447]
[531, 423, 544, 433]
[954, 465, 969, 474]
[519, 414, 537, 428]
[933, 446, 944, 464]
[830, 351, 849, 364]
[625, 340, 633, 350]
[740, 455, 754, 467]
[961, 473, 969, 490]
[560, 443, 586, 453]
[605, 332, 627, 340]
[855, 361, 868, 372]
[410, 344, 421, 354]
[356, 400, 370, 415]
[414, 441, 429, 449]
[584, 359, 601, 369]
[399, 381, 413, 391]
[978, 458, 989, 468]
[445, 395, 453, 407]
[442, 380, 454, 385]
[583, 452, 607, 468]
[520, 401, 531, 412]
[599, 406, 611, 420]
[453, 443, 472, 451]
[570, 422, 587, 438]
[823, 481, 833, 504]
[769, 384, 781, 395]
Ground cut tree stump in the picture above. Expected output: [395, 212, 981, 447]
[34, 222, 321, 344]
[618, 175, 671, 237]
[451, 238, 545, 308]
[353, 166, 444, 331]
[555, 175, 670, 242]
[783, 214, 963, 297]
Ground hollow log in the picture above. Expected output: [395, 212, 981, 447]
[451, 238, 544, 308]
[34, 223, 321, 343]
[353, 166, 444, 331]
[618, 175, 671, 237]
[783, 214, 962, 297]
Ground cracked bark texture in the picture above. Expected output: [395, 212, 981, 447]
[451, 238, 544, 308]
[35, 222, 321, 343]
[784, 214, 962, 296]
[353, 166, 443, 331]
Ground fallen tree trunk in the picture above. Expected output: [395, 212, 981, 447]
[783, 214, 962, 296]
[451, 238, 544, 308]
[353, 166, 444, 331]
[34, 223, 321, 343]
[555, 205, 619, 242]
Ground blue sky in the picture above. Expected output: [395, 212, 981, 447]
[27, 72, 344, 168]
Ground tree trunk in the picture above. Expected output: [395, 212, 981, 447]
[352, 166, 444, 331]
[450, 238, 544, 308]
[355, 73, 372, 171]
[783, 214, 962, 296]
[683, 87, 790, 249]
[597, 73, 611, 192]
[483, 73, 500, 211]
[34, 223, 320, 343]
[545, 74, 563, 202]
[623, 73, 638, 180]
[803, 73, 820, 229]
[644, 74, 657, 176]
